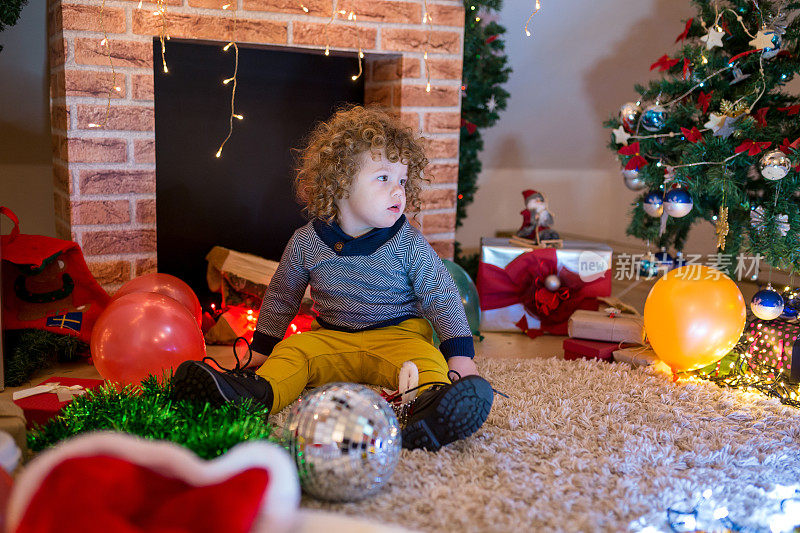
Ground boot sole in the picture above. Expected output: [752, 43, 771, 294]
[172, 361, 230, 407]
[401, 375, 494, 451]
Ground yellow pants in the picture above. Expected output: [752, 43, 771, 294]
[255, 318, 450, 413]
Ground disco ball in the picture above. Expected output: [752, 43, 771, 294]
[283, 383, 401, 502]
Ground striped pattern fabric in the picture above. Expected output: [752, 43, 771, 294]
[255, 219, 474, 358]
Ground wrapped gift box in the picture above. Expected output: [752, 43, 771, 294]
[563, 338, 629, 362]
[744, 316, 799, 382]
[567, 310, 646, 344]
[477, 238, 613, 335]
[12, 376, 105, 429]
[613, 346, 660, 367]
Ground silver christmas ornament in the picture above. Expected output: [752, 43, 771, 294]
[759, 149, 792, 181]
[641, 105, 668, 132]
[619, 102, 641, 131]
[622, 168, 647, 190]
[544, 274, 561, 292]
[283, 383, 401, 502]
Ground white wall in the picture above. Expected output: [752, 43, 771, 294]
[0, 0, 54, 238]
[458, 0, 706, 253]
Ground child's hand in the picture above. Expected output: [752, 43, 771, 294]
[447, 356, 479, 380]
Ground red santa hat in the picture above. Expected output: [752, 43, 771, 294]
[5, 432, 300, 533]
[522, 189, 545, 202]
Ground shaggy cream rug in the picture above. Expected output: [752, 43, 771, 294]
[283, 357, 800, 532]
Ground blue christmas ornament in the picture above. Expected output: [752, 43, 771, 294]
[641, 105, 668, 132]
[761, 30, 782, 59]
[643, 191, 664, 217]
[654, 248, 675, 273]
[639, 256, 659, 279]
[780, 304, 798, 320]
[663, 188, 693, 218]
[750, 285, 784, 320]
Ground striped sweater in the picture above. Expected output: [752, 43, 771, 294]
[251, 215, 474, 360]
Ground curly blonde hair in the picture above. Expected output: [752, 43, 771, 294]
[294, 104, 429, 222]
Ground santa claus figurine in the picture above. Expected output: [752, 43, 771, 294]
[517, 189, 559, 242]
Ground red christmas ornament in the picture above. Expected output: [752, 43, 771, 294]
[682, 58, 692, 80]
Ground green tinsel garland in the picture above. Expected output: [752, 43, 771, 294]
[28, 376, 276, 459]
[3, 329, 87, 386]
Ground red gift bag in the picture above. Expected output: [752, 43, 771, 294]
[1, 207, 110, 344]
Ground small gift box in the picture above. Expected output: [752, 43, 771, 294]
[477, 238, 613, 336]
[744, 316, 800, 382]
[567, 309, 646, 344]
[612, 346, 660, 368]
[12, 376, 105, 428]
[563, 338, 627, 362]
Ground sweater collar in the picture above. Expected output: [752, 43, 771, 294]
[313, 215, 406, 256]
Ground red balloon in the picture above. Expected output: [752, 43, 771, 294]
[113, 273, 202, 328]
[91, 292, 206, 386]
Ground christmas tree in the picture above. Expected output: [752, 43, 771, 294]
[605, 0, 800, 272]
[457, 0, 511, 229]
[455, 0, 511, 275]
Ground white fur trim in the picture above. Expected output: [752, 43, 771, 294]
[6, 432, 299, 532]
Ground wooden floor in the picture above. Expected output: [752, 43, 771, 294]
[0, 274, 763, 402]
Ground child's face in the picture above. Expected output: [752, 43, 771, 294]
[336, 149, 408, 237]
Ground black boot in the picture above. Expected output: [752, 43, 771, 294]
[398, 374, 493, 451]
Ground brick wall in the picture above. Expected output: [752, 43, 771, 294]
[48, 0, 464, 291]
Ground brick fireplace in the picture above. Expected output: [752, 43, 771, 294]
[47, 0, 465, 292]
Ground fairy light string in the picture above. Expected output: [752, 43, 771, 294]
[348, 11, 364, 82]
[215, 3, 242, 159]
[524, 0, 541, 37]
[422, 0, 433, 92]
[88, 0, 122, 129]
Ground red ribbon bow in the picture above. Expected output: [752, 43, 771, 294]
[460, 117, 477, 134]
[675, 18, 693, 43]
[735, 140, 772, 156]
[696, 90, 714, 115]
[618, 142, 648, 170]
[650, 54, 681, 72]
[752, 107, 770, 127]
[680, 127, 704, 144]
[777, 105, 800, 116]
[477, 249, 590, 338]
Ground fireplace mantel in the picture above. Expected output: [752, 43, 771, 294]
[48, 0, 464, 291]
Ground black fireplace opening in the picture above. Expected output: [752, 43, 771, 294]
[154, 39, 364, 307]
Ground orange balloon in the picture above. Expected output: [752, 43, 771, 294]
[113, 273, 202, 328]
[644, 265, 746, 373]
[91, 292, 206, 386]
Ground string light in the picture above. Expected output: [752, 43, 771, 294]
[422, 0, 434, 92]
[155, 0, 170, 74]
[215, 3, 241, 159]
[348, 12, 364, 82]
[88, 0, 119, 129]
[524, 0, 541, 37]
